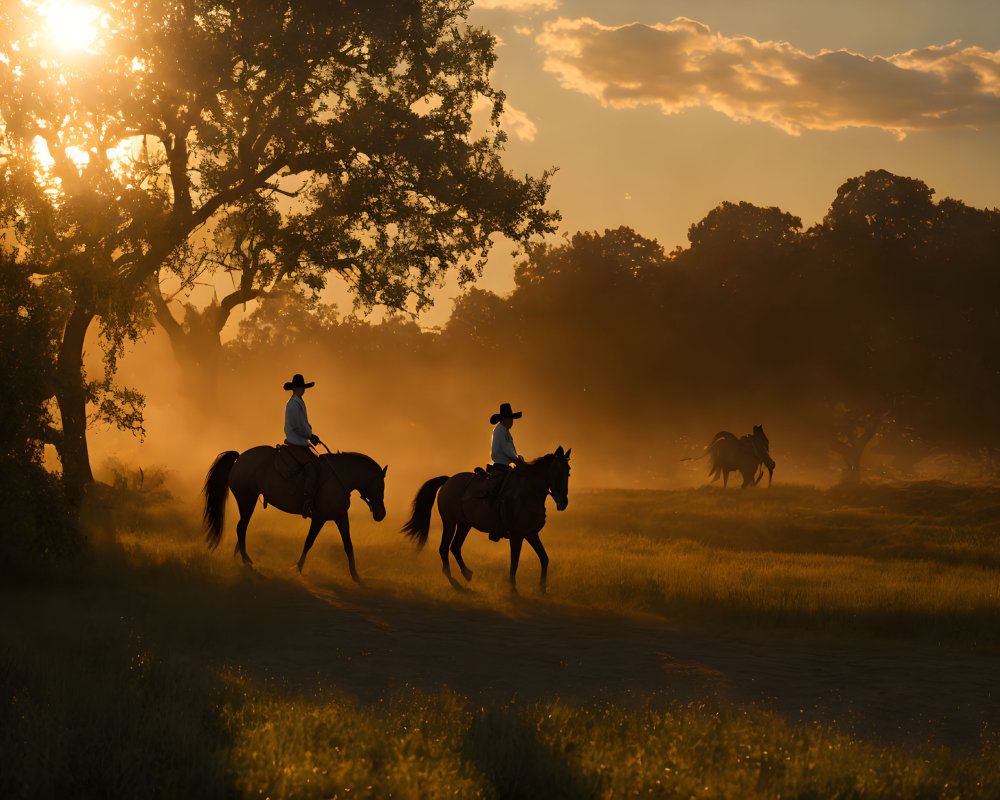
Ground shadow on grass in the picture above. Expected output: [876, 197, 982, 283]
[463, 704, 591, 800]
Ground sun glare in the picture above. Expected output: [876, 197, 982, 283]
[40, 2, 101, 52]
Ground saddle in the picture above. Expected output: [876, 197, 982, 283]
[470, 465, 511, 498]
[274, 444, 307, 480]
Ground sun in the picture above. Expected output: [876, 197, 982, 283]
[40, 2, 101, 52]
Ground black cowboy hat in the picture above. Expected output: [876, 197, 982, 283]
[283, 373, 315, 391]
[490, 402, 523, 424]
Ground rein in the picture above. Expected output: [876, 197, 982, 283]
[318, 450, 381, 511]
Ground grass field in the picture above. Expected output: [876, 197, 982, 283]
[3, 481, 1000, 797]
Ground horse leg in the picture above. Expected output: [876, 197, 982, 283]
[439, 519, 462, 589]
[525, 532, 549, 594]
[722, 469, 729, 488]
[508, 535, 524, 592]
[296, 517, 326, 574]
[450, 523, 474, 582]
[332, 512, 360, 583]
[234, 492, 258, 565]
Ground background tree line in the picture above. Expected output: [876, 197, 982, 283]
[218, 169, 1000, 487]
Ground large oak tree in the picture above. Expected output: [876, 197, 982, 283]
[0, 0, 557, 490]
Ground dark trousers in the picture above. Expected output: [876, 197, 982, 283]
[484, 464, 512, 539]
[284, 444, 319, 501]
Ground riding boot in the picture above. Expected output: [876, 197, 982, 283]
[489, 492, 512, 541]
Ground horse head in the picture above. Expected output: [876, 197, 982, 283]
[547, 446, 572, 511]
[359, 462, 388, 522]
[753, 424, 770, 453]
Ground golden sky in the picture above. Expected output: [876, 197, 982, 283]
[369, 0, 997, 325]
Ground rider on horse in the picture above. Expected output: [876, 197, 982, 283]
[283, 373, 322, 517]
[486, 402, 525, 540]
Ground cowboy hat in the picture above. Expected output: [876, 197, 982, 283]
[283, 373, 315, 391]
[490, 402, 523, 424]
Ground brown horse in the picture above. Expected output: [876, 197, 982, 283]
[203, 446, 387, 579]
[683, 425, 774, 488]
[402, 447, 571, 592]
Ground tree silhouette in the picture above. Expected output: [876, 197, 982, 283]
[0, 0, 557, 490]
[0, 259, 76, 553]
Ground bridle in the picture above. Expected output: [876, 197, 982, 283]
[357, 475, 384, 514]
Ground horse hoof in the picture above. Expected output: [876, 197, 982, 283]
[461, 569, 473, 582]
[242, 555, 254, 566]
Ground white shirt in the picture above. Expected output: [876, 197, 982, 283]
[284, 395, 313, 446]
[491, 424, 519, 465]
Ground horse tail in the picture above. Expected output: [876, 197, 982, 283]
[682, 431, 738, 462]
[203, 450, 239, 550]
[401, 475, 449, 550]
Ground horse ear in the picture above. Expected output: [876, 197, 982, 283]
[382, 464, 388, 476]
[565, 448, 571, 459]
[555, 445, 564, 457]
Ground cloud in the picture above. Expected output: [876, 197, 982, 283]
[501, 102, 539, 141]
[473, 97, 538, 142]
[476, 0, 559, 11]
[513, 25, 534, 37]
[536, 16, 1000, 136]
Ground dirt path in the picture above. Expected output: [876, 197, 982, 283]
[175, 569, 1000, 751]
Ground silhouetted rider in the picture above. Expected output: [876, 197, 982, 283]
[486, 402, 524, 540]
[283, 373, 321, 517]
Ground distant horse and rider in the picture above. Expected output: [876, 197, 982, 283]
[202, 374, 388, 579]
[682, 425, 775, 488]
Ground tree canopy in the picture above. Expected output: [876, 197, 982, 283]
[0, 0, 557, 488]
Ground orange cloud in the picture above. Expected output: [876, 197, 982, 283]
[477, 0, 559, 11]
[537, 17, 1000, 137]
[473, 97, 538, 142]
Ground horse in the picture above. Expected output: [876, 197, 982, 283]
[203, 446, 388, 579]
[682, 425, 774, 488]
[401, 446, 571, 592]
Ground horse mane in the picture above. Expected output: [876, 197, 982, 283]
[326, 451, 381, 470]
[526, 452, 561, 467]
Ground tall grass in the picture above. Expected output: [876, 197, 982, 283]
[5, 622, 998, 800]
[4, 480, 1000, 797]
[226, 687, 1000, 799]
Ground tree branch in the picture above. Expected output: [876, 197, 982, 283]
[219, 287, 261, 318]
[146, 276, 185, 341]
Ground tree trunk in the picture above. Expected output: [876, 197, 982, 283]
[55, 305, 95, 494]
[166, 311, 226, 399]
[149, 286, 232, 400]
